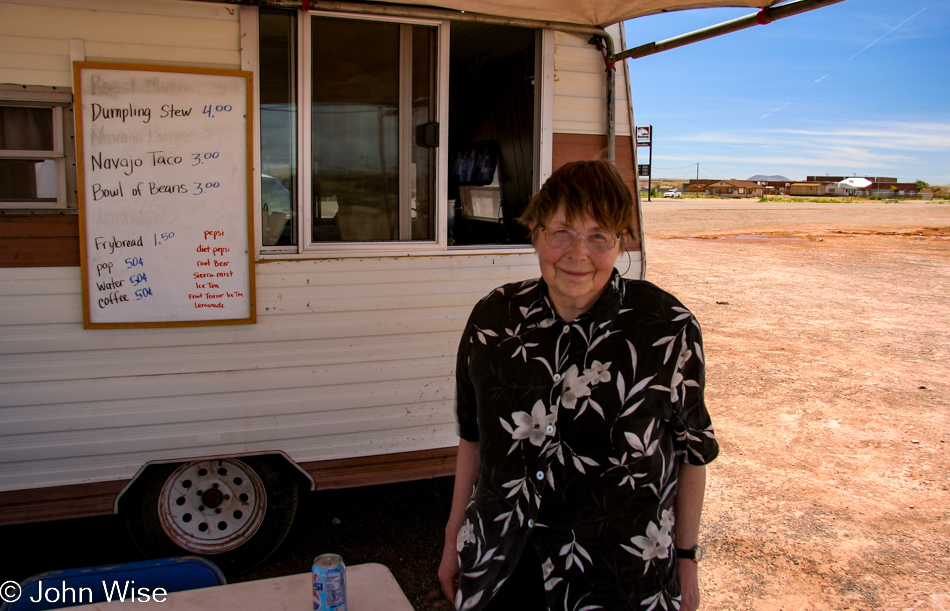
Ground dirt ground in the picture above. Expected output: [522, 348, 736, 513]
[2, 199, 947, 611]
[640, 198, 950, 611]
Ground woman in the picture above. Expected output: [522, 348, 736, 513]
[439, 160, 718, 611]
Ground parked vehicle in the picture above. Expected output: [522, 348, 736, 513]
[664, 189, 682, 198]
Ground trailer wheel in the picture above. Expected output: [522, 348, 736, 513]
[124, 456, 298, 573]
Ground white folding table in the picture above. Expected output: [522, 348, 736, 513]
[70, 563, 414, 610]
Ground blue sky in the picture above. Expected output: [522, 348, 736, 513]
[623, 0, 950, 184]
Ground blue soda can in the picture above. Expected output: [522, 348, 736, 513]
[312, 553, 346, 611]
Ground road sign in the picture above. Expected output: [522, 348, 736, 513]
[636, 125, 652, 145]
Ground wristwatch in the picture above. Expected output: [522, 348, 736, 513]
[675, 544, 703, 563]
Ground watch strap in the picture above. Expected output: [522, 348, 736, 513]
[675, 545, 702, 562]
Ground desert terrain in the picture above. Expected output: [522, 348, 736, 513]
[641, 198, 950, 610]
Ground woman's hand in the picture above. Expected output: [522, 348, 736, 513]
[674, 462, 707, 611]
[439, 439, 481, 606]
[678, 558, 700, 611]
[438, 538, 460, 605]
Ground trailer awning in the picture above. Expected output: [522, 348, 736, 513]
[360, 0, 780, 27]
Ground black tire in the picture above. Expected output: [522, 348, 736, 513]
[122, 456, 298, 574]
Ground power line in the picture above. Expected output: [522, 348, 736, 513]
[651, 163, 699, 171]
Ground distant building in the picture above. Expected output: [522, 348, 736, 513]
[756, 180, 791, 195]
[683, 179, 715, 194]
[807, 176, 897, 183]
[804, 175, 918, 197]
[703, 180, 764, 198]
[870, 182, 918, 198]
[790, 182, 825, 196]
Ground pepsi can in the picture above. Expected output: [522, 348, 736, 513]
[312, 553, 346, 611]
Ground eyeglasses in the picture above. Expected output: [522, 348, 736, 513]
[540, 227, 620, 253]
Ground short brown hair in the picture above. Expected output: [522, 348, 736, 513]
[518, 160, 638, 246]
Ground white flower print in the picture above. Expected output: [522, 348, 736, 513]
[559, 533, 593, 572]
[542, 556, 563, 591]
[641, 590, 679, 611]
[474, 325, 498, 345]
[620, 520, 672, 564]
[457, 519, 476, 552]
[559, 365, 592, 410]
[509, 400, 557, 446]
[650, 329, 700, 403]
[584, 360, 612, 385]
[659, 508, 674, 529]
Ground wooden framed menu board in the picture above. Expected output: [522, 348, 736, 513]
[74, 62, 256, 328]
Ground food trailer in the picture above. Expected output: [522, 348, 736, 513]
[0, 0, 834, 570]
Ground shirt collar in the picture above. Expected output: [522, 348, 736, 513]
[528, 269, 624, 328]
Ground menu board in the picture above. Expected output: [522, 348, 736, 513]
[74, 63, 255, 328]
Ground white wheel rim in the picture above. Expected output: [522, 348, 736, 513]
[157, 458, 267, 553]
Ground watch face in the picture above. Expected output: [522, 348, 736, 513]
[694, 545, 703, 562]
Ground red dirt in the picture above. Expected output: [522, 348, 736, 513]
[642, 199, 950, 610]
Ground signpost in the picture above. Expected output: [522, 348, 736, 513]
[636, 124, 653, 201]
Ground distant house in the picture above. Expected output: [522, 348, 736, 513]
[822, 182, 844, 196]
[704, 180, 764, 198]
[683, 179, 715, 194]
[758, 180, 791, 195]
[790, 182, 826, 196]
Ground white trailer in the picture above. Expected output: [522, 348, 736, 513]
[0, 0, 832, 571]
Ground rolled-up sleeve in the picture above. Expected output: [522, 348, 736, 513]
[670, 316, 719, 465]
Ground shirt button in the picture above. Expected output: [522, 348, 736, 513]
[544, 562, 555, 574]
[546, 424, 555, 434]
[528, 519, 535, 528]
[535, 470, 544, 481]
[552, 373, 561, 382]
[561, 325, 570, 334]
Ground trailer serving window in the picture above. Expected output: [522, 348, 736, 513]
[257, 9, 538, 256]
[259, 9, 441, 254]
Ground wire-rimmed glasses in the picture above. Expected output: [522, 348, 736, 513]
[540, 227, 620, 253]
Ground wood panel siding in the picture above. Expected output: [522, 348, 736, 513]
[301, 447, 458, 491]
[0, 479, 127, 525]
[552, 133, 637, 187]
[0, 447, 458, 525]
[0, 215, 80, 267]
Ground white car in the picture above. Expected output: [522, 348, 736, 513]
[663, 189, 681, 198]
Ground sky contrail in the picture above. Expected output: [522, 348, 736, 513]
[760, 101, 791, 120]
[847, 7, 927, 61]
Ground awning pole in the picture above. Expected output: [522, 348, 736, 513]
[613, 0, 846, 62]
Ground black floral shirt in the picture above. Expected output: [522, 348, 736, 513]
[454, 271, 719, 611]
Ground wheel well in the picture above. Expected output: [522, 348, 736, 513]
[115, 453, 313, 515]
